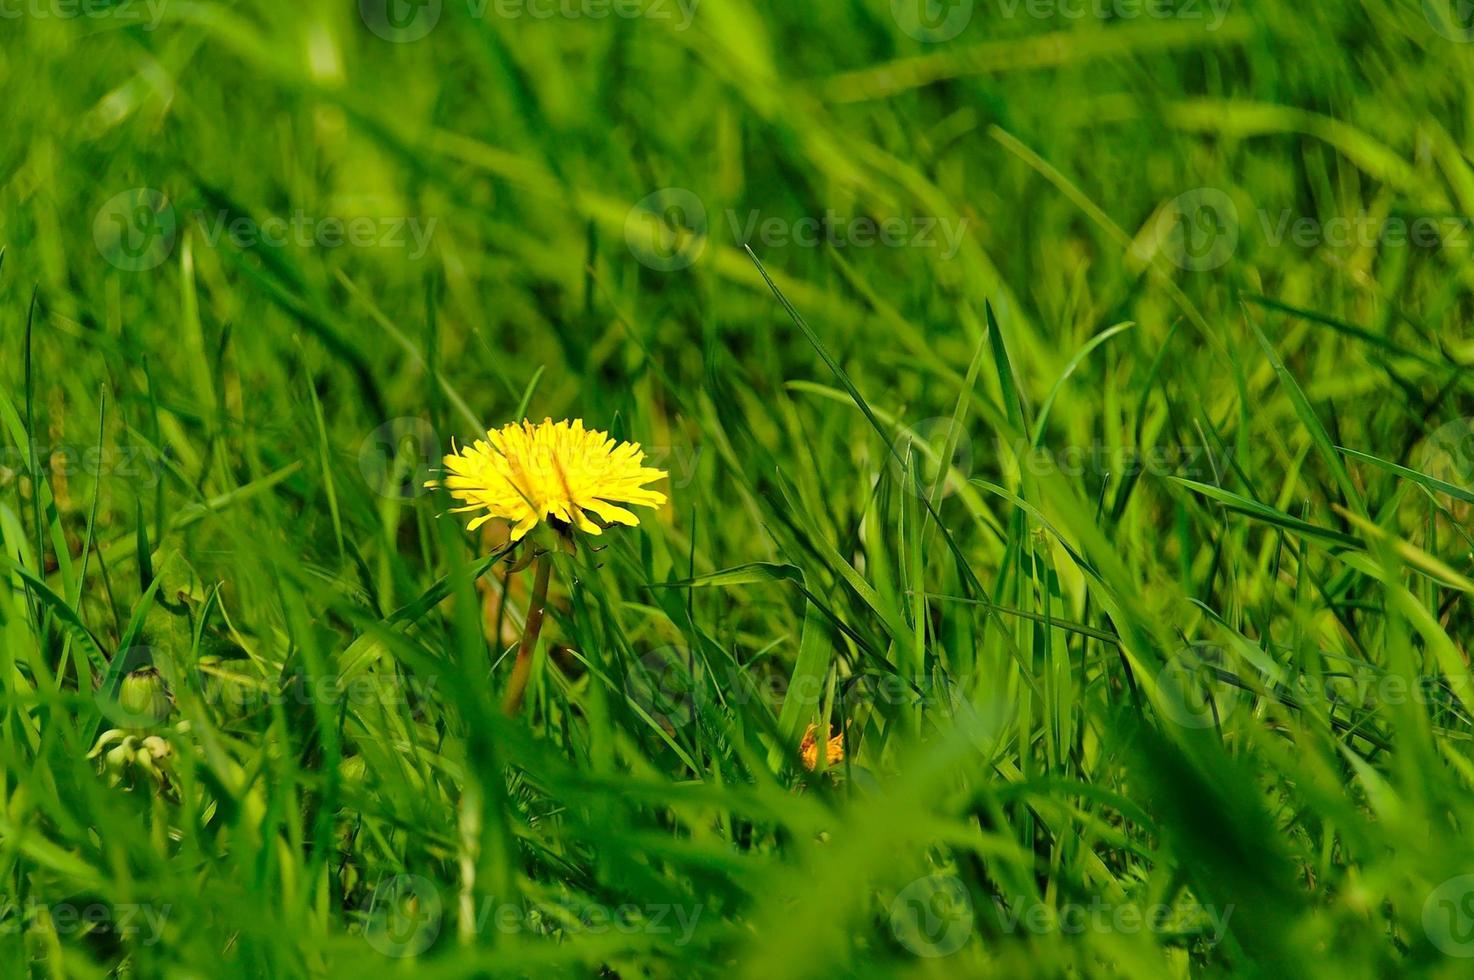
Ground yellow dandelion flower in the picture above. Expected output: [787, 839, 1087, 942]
[800, 723, 845, 771]
[432, 418, 667, 540]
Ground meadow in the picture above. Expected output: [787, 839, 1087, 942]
[4, 0, 1474, 976]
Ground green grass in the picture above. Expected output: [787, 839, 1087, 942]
[4, 1, 1474, 976]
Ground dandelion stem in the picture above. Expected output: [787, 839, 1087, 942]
[502, 550, 552, 716]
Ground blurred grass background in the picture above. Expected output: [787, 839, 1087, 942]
[4, 0, 1474, 975]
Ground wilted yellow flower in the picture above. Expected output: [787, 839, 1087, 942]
[432, 418, 667, 540]
[89, 730, 175, 789]
[800, 723, 844, 771]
